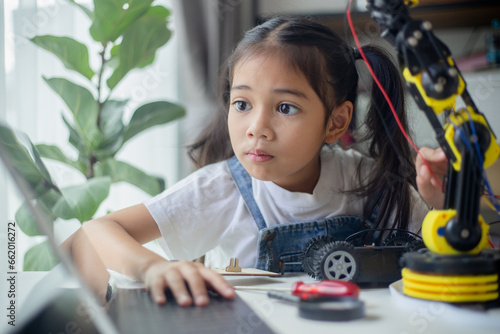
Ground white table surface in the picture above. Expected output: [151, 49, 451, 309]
[16, 271, 500, 334]
[225, 273, 500, 334]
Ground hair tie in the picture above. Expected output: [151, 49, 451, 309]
[352, 47, 362, 60]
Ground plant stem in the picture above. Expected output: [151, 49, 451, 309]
[91, 42, 108, 177]
[96, 41, 108, 118]
[88, 152, 97, 179]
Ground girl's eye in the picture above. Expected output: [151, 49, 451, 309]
[278, 103, 300, 115]
[232, 101, 252, 112]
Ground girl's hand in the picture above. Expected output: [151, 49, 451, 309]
[142, 260, 235, 307]
[416, 147, 448, 210]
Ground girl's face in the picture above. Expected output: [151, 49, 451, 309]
[228, 54, 343, 193]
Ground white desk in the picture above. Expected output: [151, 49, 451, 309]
[226, 273, 500, 334]
[16, 272, 500, 334]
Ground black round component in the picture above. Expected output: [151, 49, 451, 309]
[421, 64, 459, 99]
[444, 218, 482, 252]
[382, 231, 420, 247]
[406, 239, 426, 252]
[303, 235, 336, 277]
[453, 121, 491, 158]
[298, 297, 365, 321]
[401, 249, 500, 275]
[312, 241, 358, 281]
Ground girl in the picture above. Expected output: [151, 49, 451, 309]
[66, 16, 445, 307]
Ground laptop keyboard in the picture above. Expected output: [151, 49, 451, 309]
[107, 288, 275, 334]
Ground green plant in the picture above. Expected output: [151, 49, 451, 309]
[13, 0, 185, 270]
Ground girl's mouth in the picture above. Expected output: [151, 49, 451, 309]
[247, 150, 273, 163]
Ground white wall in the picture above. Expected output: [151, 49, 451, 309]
[257, 0, 366, 15]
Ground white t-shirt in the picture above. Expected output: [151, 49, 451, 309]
[144, 147, 429, 268]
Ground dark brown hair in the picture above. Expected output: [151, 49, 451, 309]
[188, 16, 416, 231]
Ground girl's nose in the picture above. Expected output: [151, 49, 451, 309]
[246, 108, 274, 140]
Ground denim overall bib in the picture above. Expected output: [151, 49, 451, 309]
[227, 156, 376, 272]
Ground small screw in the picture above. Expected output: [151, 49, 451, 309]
[422, 21, 432, 31]
[460, 229, 470, 239]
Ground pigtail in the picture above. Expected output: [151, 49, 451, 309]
[354, 45, 417, 232]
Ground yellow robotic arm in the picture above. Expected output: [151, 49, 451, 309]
[366, 0, 500, 303]
[366, 0, 499, 254]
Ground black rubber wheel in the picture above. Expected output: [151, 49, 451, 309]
[382, 231, 420, 247]
[312, 241, 358, 281]
[302, 235, 336, 277]
[406, 239, 426, 252]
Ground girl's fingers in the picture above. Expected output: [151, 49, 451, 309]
[419, 146, 445, 160]
[145, 261, 193, 306]
[147, 275, 167, 305]
[180, 263, 234, 305]
[416, 147, 448, 188]
[200, 267, 235, 299]
[164, 268, 194, 307]
[144, 261, 234, 307]
[179, 265, 210, 306]
[416, 164, 445, 209]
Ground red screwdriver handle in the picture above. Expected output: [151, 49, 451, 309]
[291, 280, 360, 299]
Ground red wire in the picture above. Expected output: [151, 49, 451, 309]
[346, 0, 443, 189]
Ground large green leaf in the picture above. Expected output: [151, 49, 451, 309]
[138, 54, 156, 69]
[0, 124, 55, 197]
[52, 177, 111, 222]
[109, 44, 155, 69]
[90, 0, 154, 43]
[15, 190, 61, 237]
[122, 101, 185, 144]
[25, 137, 54, 184]
[95, 99, 127, 159]
[106, 44, 121, 70]
[36, 144, 85, 173]
[94, 159, 165, 196]
[23, 241, 59, 271]
[68, 0, 93, 19]
[31, 35, 94, 80]
[44, 77, 102, 149]
[62, 115, 88, 159]
[106, 6, 171, 90]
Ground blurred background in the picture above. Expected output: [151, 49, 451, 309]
[1, 0, 499, 269]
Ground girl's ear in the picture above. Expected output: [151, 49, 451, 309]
[324, 101, 353, 144]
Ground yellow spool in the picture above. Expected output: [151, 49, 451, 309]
[403, 279, 498, 294]
[401, 268, 500, 303]
[403, 285, 499, 303]
[402, 268, 498, 284]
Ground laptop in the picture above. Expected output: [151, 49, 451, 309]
[0, 123, 275, 334]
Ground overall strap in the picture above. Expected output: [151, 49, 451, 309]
[227, 156, 267, 230]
